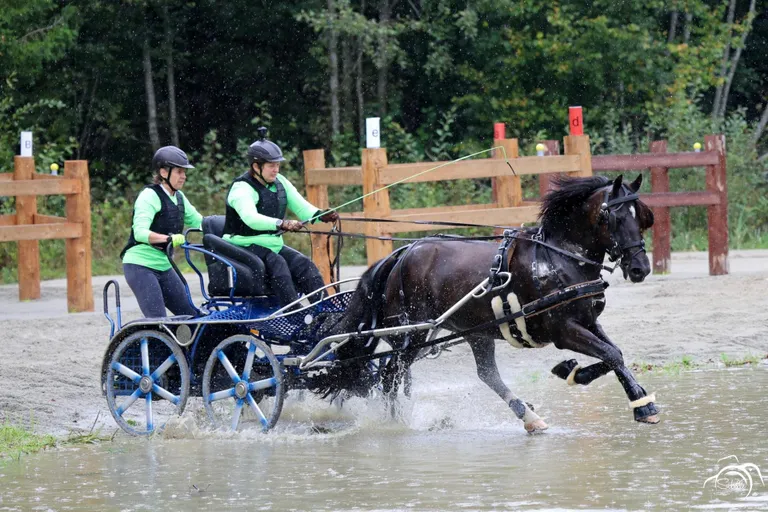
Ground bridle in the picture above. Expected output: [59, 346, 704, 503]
[598, 187, 647, 274]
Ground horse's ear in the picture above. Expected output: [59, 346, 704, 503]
[611, 175, 623, 197]
[629, 174, 642, 193]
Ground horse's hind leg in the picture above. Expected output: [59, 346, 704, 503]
[468, 336, 548, 433]
[554, 319, 659, 424]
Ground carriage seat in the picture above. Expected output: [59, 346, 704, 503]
[202, 215, 271, 297]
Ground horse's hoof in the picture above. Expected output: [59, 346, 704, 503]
[551, 359, 578, 380]
[633, 402, 660, 423]
[524, 419, 549, 434]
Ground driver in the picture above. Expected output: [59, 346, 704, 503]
[222, 127, 338, 308]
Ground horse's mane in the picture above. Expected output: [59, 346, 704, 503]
[539, 175, 611, 233]
[539, 175, 654, 232]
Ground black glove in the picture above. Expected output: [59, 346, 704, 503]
[319, 209, 339, 223]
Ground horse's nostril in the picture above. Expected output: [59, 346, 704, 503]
[630, 268, 645, 279]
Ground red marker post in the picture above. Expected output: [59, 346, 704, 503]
[493, 122, 506, 140]
[569, 106, 583, 136]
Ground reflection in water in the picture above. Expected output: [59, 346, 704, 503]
[1, 368, 767, 511]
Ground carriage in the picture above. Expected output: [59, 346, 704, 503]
[101, 175, 661, 436]
[101, 215, 365, 435]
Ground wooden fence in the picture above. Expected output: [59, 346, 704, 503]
[0, 157, 93, 312]
[303, 133, 593, 282]
[304, 131, 728, 282]
[591, 134, 728, 276]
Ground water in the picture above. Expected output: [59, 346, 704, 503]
[2, 368, 767, 511]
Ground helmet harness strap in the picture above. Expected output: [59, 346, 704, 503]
[160, 165, 178, 193]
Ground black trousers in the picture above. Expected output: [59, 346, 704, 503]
[123, 263, 198, 318]
[244, 245, 326, 307]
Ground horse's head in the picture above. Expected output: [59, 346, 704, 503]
[590, 174, 654, 282]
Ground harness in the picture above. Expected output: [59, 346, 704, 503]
[482, 186, 647, 347]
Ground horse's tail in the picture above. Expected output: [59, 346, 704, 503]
[309, 248, 405, 399]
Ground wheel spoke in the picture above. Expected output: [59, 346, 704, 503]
[241, 342, 257, 381]
[150, 355, 177, 381]
[248, 377, 277, 392]
[152, 383, 180, 405]
[217, 350, 241, 383]
[246, 394, 268, 427]
[146, 396, 153, 432]
[208, 388, 236, 402]
[112, 362, 141, 384]
[231, 399, 244, 431]
[115, 388, 143, 416]
[140, 338, 150, 376]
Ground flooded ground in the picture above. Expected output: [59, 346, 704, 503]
[2, 367, 767, 511]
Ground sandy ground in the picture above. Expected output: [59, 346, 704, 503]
[0, 250, 767, 435]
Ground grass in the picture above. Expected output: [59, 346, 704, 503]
[630, 353, 768, 374]
[1, 413, 115, 466]
[0, 423, 56, 464]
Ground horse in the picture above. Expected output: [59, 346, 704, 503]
[315, 174, 658, 433]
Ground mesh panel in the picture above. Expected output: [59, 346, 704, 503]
[255, 291, 354, 343]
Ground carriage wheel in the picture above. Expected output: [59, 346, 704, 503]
[105, 330, 190, 436]
[202, 334, 285, 432]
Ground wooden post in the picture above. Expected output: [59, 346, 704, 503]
[64, 160, 94, 312]
[14, 156, 40, 300]
[649, 140, 671, 274]
[303, 149, 332, 285]
[493, 138, 521, 232]
[361, 148, 393, 265]
[705, 135, 729, 276]
[563, 135, 593, 178]
[537, 140, 560, 197]
[491, 123, 506, 203]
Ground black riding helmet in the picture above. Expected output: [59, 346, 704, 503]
[248, 127, 285, 181]
[152, 145, 194, 192]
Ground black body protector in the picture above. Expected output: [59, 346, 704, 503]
[223, 171, 288, 236]
[121, 184, 185, 258]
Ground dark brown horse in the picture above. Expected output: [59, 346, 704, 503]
[317, 174, 658, 432]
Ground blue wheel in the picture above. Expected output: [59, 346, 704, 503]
[202, 335, 285, 432]
[105, 330, 190, 436]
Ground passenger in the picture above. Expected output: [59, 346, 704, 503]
[121, 146, 203, 318]
[223, 127, 339, 308]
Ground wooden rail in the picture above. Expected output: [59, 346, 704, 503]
[0, 157, 93, 312]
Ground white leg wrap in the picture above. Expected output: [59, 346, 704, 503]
[523, 407, 541, 424]
[566, 365, 582, 386]
[629, 393, 656, 409]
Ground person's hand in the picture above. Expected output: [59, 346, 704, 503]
[169, 234, 185, 247]
[319, 209, 339, 223]
[282, 220, 304, 232]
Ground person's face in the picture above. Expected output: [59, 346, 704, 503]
[256, 162, 281, 183]
[161, 167, 187, 190]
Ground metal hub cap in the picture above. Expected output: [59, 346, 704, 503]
[235, 381, 249, 399]
[139, 376, 153, 394]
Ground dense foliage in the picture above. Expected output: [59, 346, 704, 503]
[1, 0, 767, 281]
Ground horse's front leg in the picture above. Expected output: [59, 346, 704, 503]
[468, 336, 548, 433]
[553, 319, 659, 424]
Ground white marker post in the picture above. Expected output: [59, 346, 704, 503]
[366, 117, 381, 149]
[20, 131, 33, 157]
